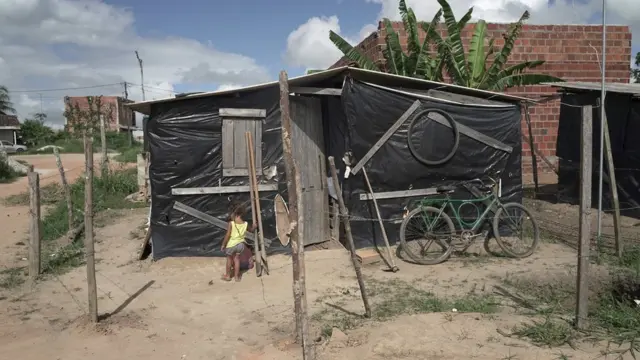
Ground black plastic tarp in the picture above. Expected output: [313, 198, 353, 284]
[337, 81, 523, 248]
[557, 92, 640, 216]
[147, 77, 524, 259]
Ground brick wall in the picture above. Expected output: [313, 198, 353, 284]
[331, 22, 632, 182]
[64, 96, 135, 132]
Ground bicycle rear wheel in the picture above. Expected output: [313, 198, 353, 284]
[399, 206, 455, 265]
[492, 202, 540, 258]
[407, 108, 460, 166]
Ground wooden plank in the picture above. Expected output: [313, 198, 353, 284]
[355, 248, 382, 265]
[28, 171, 41, 280]
[524, 104, 539, 198]
[254, 120, 262, 170]
[362, 167, 398, 271]
[246, 132, 268, 273]
[576, 104, 593, 330]
[83, 131, 98, 323]
[426, 111, 512, 153]
[352, 100, 421, 175]
[222, 168, 249, 177]
[359, 187, 438, 201]
[219, 108, 266, 118]
[172, 201, 258, 242]
[290, 87, 342, 96]
[221, 119, 234, 169]
[602, 111, 622, 257]
[171, 184, 278, 195]
[233, 119, 248, 169]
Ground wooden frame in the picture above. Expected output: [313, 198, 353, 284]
[290, 87, 342, 96]
[172, 201, 259, 242]
[221, 116, 263, 177]
[219, 108, 266, 118]
[171, 184, 278, 195]
[359, 187, 438, 201]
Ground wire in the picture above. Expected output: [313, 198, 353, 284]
[11, 83, 124, 94]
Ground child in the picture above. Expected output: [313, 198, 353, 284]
[220, 205, 257, 282]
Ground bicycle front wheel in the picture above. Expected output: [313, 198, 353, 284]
[399, 206, 455, 265]
[492, 202, 540, 258]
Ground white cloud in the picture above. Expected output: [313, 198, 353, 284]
[0, 0, 271, 127]
[284, 16, 377, 70]
[286, 0, 640, 70]
[217, 84, 243, 91]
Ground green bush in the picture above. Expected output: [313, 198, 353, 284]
[0, 159, 25, 183]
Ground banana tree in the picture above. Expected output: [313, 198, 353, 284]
[432, 0, 563, 90]
[0, 86, 15, 115]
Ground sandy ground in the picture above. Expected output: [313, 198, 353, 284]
[0, 157, 628, 359]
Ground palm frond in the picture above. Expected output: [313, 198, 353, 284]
[467, 20, 487, 87]
[457, 7, 474, 29]
[489, 73, 564, 91]
[481, 10, 530, 88]
[437, 0, 469, 83]
[329, 30, 379, 71]
[382, 18, 406, 75]
[401, 3, 422, 75]
[499, 60, 545, 77]
[0, 86, 15, 114]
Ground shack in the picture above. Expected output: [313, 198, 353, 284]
[128, 67, 532, 259]
[544, 81, 640, 216]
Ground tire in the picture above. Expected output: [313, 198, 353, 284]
[16, 148, 24, 153]
[399, 206, 455, 265]
[407, 108, 460, 166]
[492, 202, 540, 258]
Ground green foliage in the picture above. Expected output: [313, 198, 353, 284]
[0, 158, 25, 183]
[20, 114, 56, 147]
[0, 85, 15, 114]
[328, 0, 564, 90]
[114, 144, 143, 163]
[632, 52, 640, 84]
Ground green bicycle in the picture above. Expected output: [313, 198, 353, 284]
[399, 176, 540, 265]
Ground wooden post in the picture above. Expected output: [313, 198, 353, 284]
[99, 111, 108, 177]
[601, 109, 622, 257]
[28, 168, 41, 280]
[361, 168, 398, 272]
[524, 104, 539, 197]
[328, 157, 372, 318]
[245, 132, 267, 276]
[83, 131, 98, 323]
[575, 105, 593, 330]
[279, 70, 313, 359]
[53, 147, 73, 230]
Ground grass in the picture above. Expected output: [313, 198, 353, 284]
[312, 278, 498, 338]
[498, 247, 640, 356]
[114, 144, 143, 163]
[24, 132, 142, 163]
[0, 266, 26, 289]
[0, 159, 26, 184]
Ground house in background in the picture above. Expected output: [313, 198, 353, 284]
[64, 96, 135, 132]
[0, 114, 20, 144]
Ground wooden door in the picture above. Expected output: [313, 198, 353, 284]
[290, 96, 329, 246]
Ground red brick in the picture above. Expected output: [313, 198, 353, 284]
[64, 96, 135, 133]
[331, 23, 632, 180]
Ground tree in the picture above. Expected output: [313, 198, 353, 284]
[328, 0, 564, 90]
[632, 52, 640, 83]
[20, 114, 55, 147]
[0, 86, 15, 115]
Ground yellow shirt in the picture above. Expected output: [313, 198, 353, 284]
[226, 221, 248, 248]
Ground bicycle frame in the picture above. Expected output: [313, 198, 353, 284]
[419, 191, 501, 233]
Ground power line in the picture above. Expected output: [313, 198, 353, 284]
[128, 82, 176, 94]
[11, 83, 124, 93]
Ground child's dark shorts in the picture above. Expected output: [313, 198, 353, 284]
[225, 243, 245, 256]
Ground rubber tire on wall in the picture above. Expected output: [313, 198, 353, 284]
[491, 202, 540, 258]
[407, 108, 460, 166]
[399, 206, 455, 265]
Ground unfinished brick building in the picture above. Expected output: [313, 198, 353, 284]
[331, 23, 632, 182]
[64, 96, 135, 132]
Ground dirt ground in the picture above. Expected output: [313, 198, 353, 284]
[0, 162, 631, 360]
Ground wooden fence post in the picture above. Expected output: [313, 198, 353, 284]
[575, 105, 593, 330]
[53, 147, 73, 230]
[524, 104, 539, 197]
[99, 112, 108, 177]
[28, 167, 41, 280]
[279, 70, 313, 359]
[84, 131, 98, 322]
[600, 107, 622, 258]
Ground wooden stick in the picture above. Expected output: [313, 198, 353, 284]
[245, 132, 263, 277]
[328, 157, 372, 318]
[28, 169, 41, 280]
[575, 105, 593, 330]
[83, 130, 98, 323]
[246, 132, 268, 274]
[361, 168, 398, 272]
[53, 147, 73, 230]
[524, 104, 539, 197]
[601, 112, 622, 258]
[279, 70, 313, 359]
[99, 109, 108, 177]
[521, 134, 558, 175]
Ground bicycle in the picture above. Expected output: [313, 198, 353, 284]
[399, 175, 540, 265]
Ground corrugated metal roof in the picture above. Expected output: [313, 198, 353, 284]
[127, 67, 535, 114]
[542, 82, 640, 96]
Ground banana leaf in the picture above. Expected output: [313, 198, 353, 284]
[467, 20, 488, 87]
[489, 73, 564, 91]
[329, 30, 379, 71]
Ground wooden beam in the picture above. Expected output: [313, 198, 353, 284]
[171, 184, 278, 195]
[359, 187, 438, 201]
[524, 104, 539, 198]
[172, 201, 258, 242]
[219, 108, 266, 118]
[352, 100, 421, 175]
[575, 104, 593, 330]
[290, 87, 342, 96]
[602, 110, 622, 257]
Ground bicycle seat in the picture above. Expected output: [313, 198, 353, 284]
[436, 185, 456, 193]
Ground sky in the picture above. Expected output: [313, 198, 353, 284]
[0, 0, 638, 128]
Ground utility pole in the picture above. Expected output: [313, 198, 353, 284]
[123, 81, 132, 146]
[135, 51, 146, 101]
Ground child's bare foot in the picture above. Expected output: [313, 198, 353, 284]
[234, 277, 241, 282]
[221, 275, 232, 282]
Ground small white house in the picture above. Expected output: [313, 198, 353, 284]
[0, 114, 19, 144]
